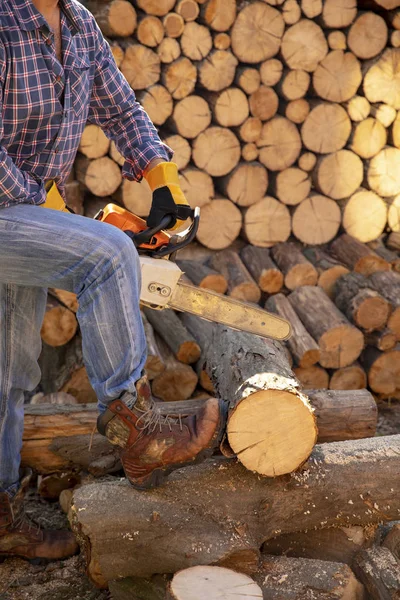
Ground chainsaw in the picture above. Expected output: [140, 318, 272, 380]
[42, 181, 292, 341]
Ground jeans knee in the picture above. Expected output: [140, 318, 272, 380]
[90, 223, 140, 278]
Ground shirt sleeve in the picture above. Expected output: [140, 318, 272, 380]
[87, 21, 173, 182]
[0, 42, 46, 208]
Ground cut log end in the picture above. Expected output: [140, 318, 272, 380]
[170, 566, 263, 600]
[227, 389, 317, 477]
[320, 325, 364, 369]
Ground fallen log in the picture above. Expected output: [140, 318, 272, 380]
[331, 234, 390, 276]
[70, 435, 400, 585]
[353, 547, 400, 600]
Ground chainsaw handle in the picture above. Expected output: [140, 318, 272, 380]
[125, 214, 174, 247]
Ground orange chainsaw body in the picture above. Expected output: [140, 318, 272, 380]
[96, 203, 171, 251]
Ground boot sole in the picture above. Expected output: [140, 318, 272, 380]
[127, 399, 228, 491]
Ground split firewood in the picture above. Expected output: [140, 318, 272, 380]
[176, 260, 227, 294]
[84, 0, 137, 37]
[180, 22, 212, 60]
[169, 95, 211, 139]
[196, 198, 242, 250]
[151, 334, 198, 402]
[272, 167, 310, 206]
[75, 156, 122, 197]
[313, 50, 362, 103]
[78, 124, 110, 159]
[262, 524, 377, 565]
[141, 312, 165, 380]
[330, 234, 391, 276]
[302, 246, 350, 299]
[348, 13, 388, 59]
[292, 194, 341, 245]
[249, 86, 279, 121]
[219, 162, 268, 207]
[360, 345, 400, 395]
[369, 271, 400, 339]
[265, 294, 320, 368]
[70, 435, 400, 585]
[243, 198, 291, 248]
[205, 325, 317, 476]
[143, 307, 201, 365]
[329, 363, 367, 391]
[313, 150, 363, 200]
[137, 85, 173, 126]
[294, 365, 330, 389]
[239, 246, 284, 294]
[271, 242, 318, 290]
[137, 15, 164, 47]
[333, 272, 391, 332]
[342, 189, 388, 243]
[41, 295, 78, 348]
[353, 547, 400, 600]
[301, 102, 351, 154]
[230, 3, 284, 64]
[192, 127, 240, 177]
[162, 57, 197, 99]
[120, 43, 160, 90]
[289, 286, 364, 368]
[198, 50, 238, 92]
[208, 250, 261, 303]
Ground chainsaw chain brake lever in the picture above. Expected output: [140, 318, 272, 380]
[127, 214, 174, 246]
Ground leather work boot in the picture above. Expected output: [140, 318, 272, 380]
[0, 469, 78, 560]
[97, 374, 226, 490]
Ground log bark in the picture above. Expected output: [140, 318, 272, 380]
[369, 271, 400, 339]
[151, 335, 198, 402]
[289, 286, 364, 368]
[271, 243, 318, 290]
[348, 13, 388, 59]
[141, 312, 165, 381]
[170, 95, 211, 139]
[259, 59, 283, 86]
[41, 295, 78, 348]
[313, 50, 362, 103]
[176, 260, 227, 294]
[70, 435, 400, 584]
[281, 20, 328, 72]
[208, 250, 261, 303]
[162, 57, 197, 99]
[272, 167, 310, 205]
[387, 231, 400, 251]
[192, 127, 240, 177]
[294, 365, 330, 389]
[178, 167, 213, 209]
[137, 15, 164, 47]
[313, 150, 363, 200]
[143, 307, 201, 365]
[329, 363, 367, 390]
[240, 246, 284, 294]
[179, 313, 215, 394]
[231, 4, 284, 64]
[292, 194, 341, 245]
[248, 86, 279, 121]
[196, 198, 242, 250]
[61, 366, 97, 404]
[383, 523, 400, 560]
[266, 294, 320, 367]
[365, 329, 397, 352]
[321, 0, 357, 28]
[219, 162, 268, 207]
[75, 156, 122, 197]
[303, 246, 350, 299]
[257, 116, 302, 171]
[285, 98, 310, 123]
[120, 43, 160, 90]
[198, 50, 238, 92]
[353, 547, 400, 600]
[301, 103, 352, 154]
[330, 234, 391, 276]
[342, 189, 388, 243]
[39, 335, 83, 395]
[78, 124, 110, 159]
[85, 0, 137, 37]
[243, 198, 291, 248]
[334, 272, 391, 332]
[180, 22, 212, 59]
[137, 84, 173, 126]
[364, 48, 400, 109]
[360, 345, 400, 395]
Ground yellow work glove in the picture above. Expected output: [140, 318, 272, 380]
[145, 162, 192, 231]
[40, 180, 71, 212]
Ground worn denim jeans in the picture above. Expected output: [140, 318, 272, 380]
[0, 204, 147, 492]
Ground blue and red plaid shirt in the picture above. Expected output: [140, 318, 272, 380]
[0, 0, 172, 208]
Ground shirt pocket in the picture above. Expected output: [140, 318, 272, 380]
[69, 54, 91, 117]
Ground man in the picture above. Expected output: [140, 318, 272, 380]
[0, 0, 224, 561]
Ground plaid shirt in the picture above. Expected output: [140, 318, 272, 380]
[0, 0, 172, 208]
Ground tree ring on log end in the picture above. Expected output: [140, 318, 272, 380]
[319, 325, 364, 368]
[227, 389, 317, 477]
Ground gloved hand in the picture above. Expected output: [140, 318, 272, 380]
[40, 180, 71, 213]
[145, 162, 193, 231]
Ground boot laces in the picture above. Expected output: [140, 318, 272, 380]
[135, 403, 184, 434]
[12, 506, 41, 536]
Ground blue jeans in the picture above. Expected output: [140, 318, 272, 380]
[0, 204, 147, 492]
